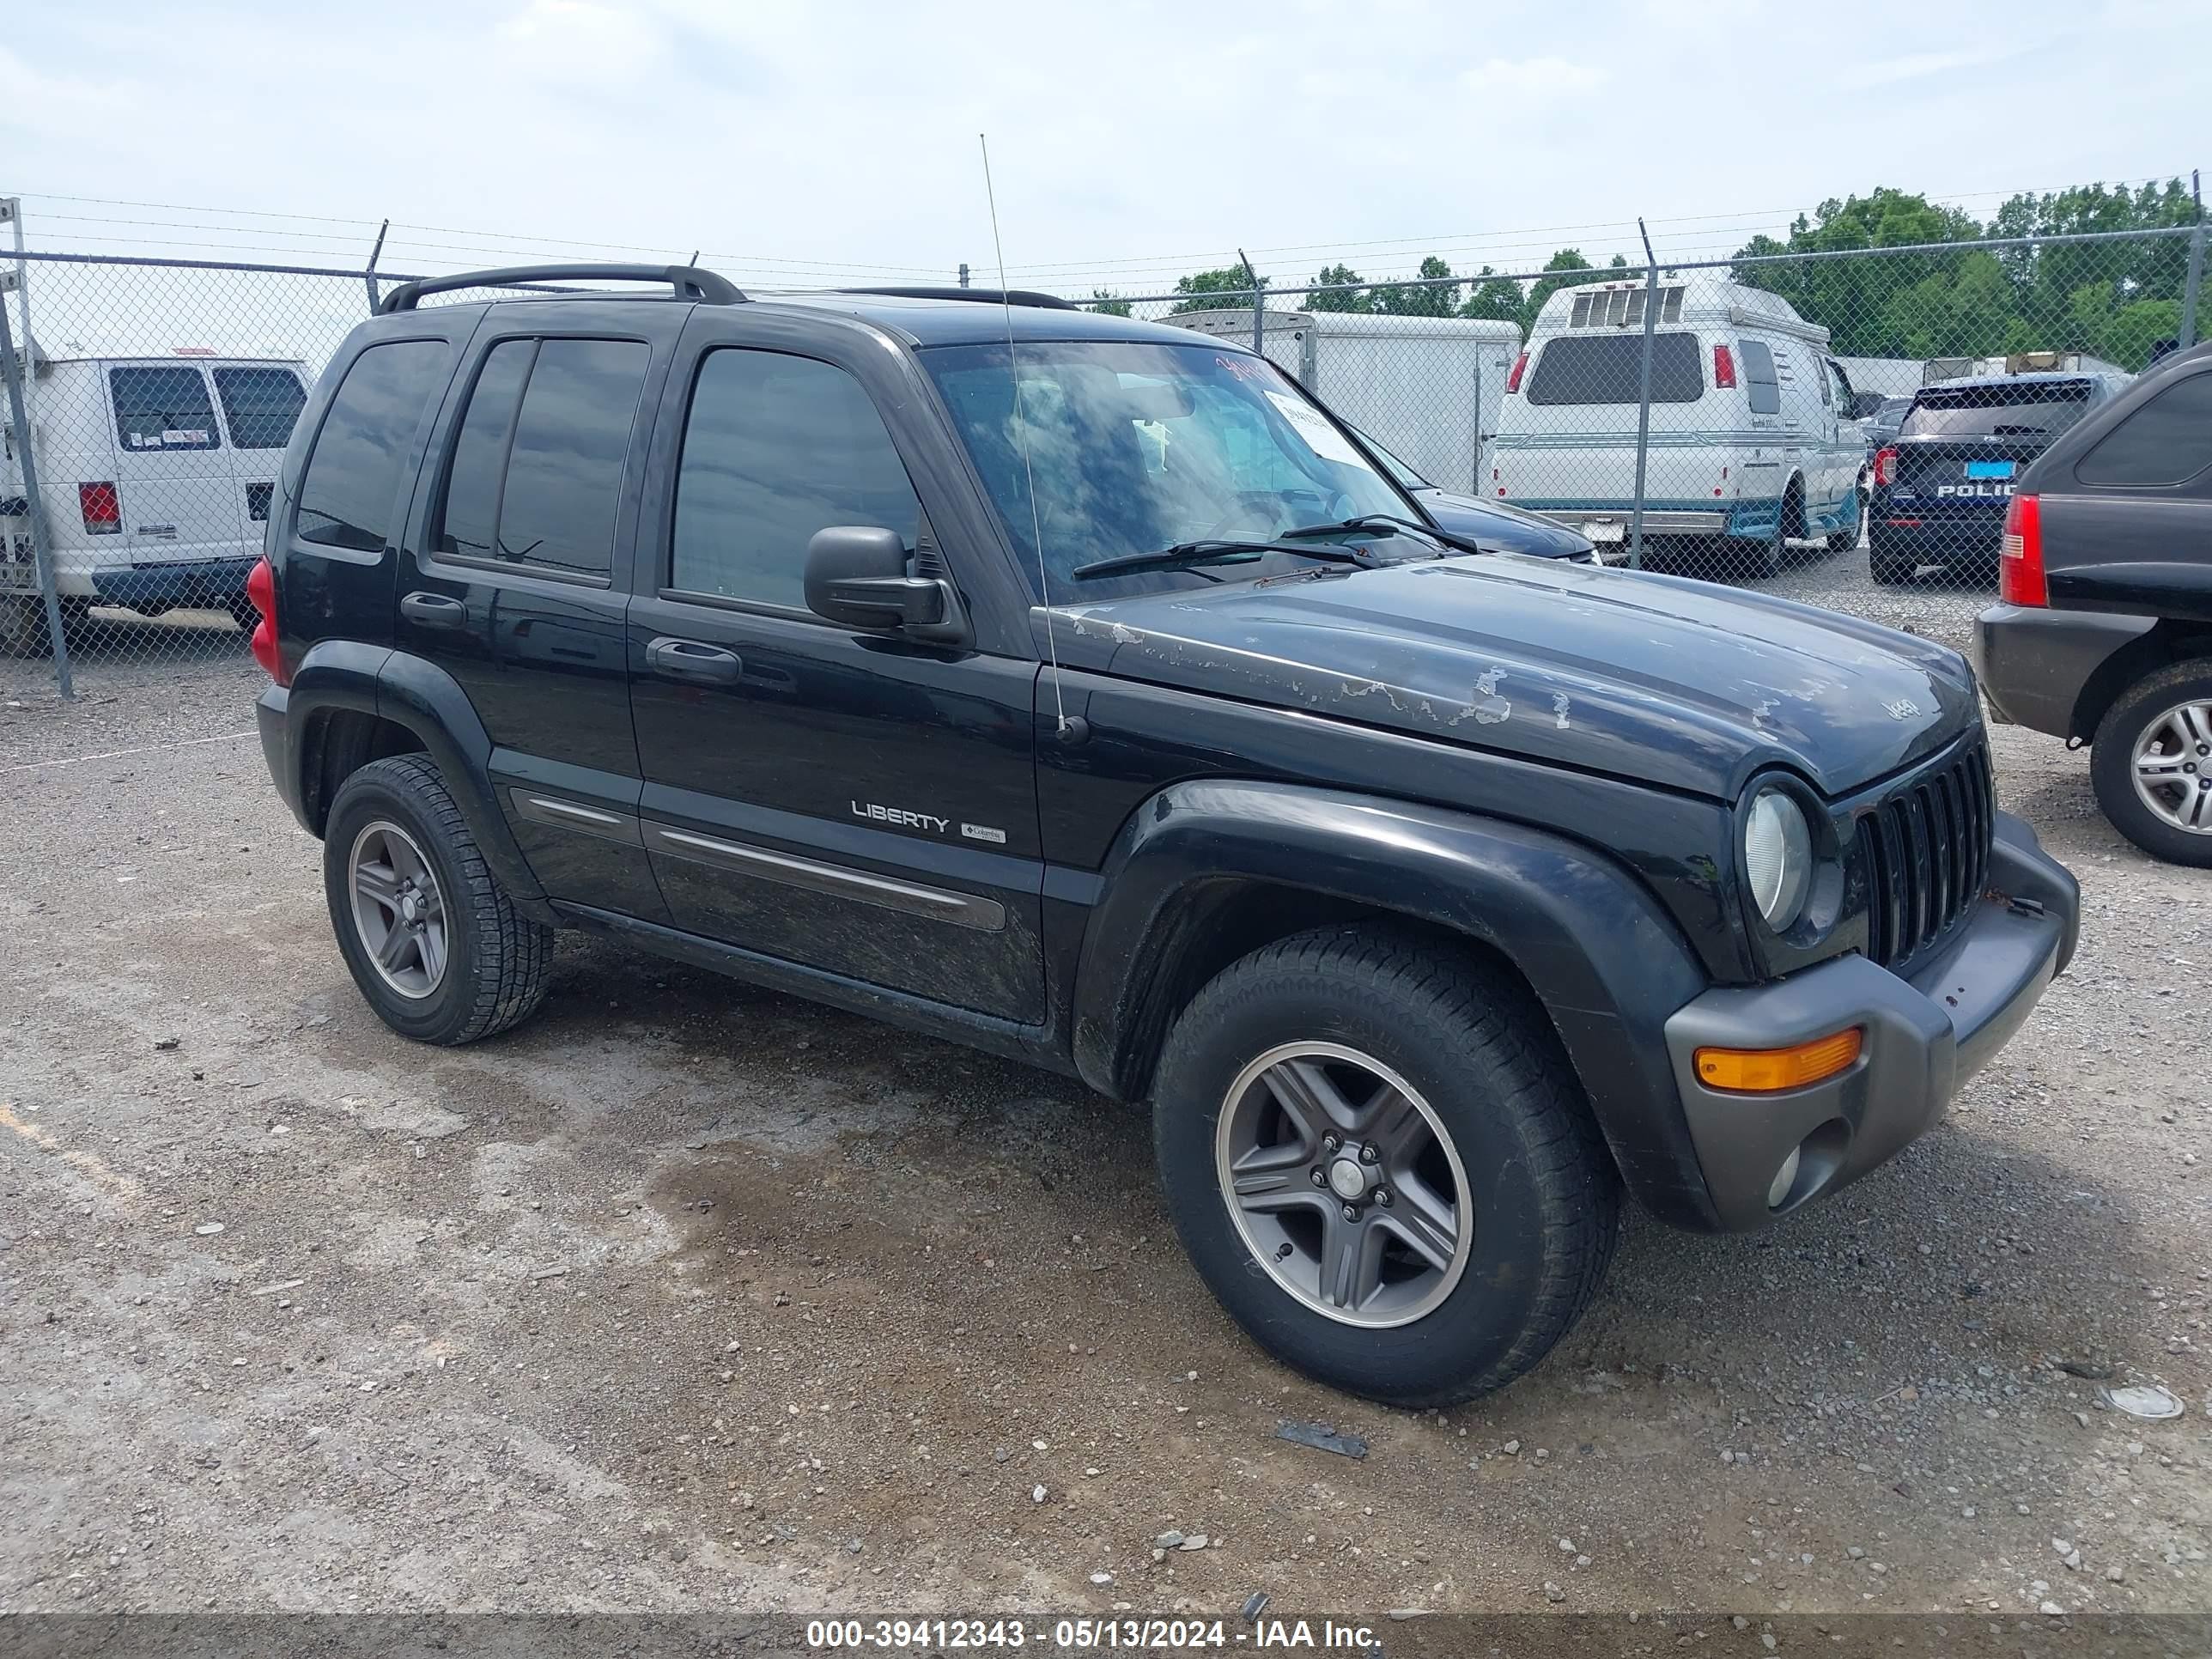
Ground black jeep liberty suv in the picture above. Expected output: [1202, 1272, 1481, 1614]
[248, 264, 2081, 1405]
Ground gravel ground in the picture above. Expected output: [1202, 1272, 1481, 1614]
[3, 605, 2208, 1624]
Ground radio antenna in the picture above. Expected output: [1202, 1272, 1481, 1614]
[980, 132, 1069, 737]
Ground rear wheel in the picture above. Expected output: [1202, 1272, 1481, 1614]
[1869, 547, 1917, 586]
[1, 594, 51, 658]
[1826, 490, 1866, 554]
[1151, 927, 1619, 1406]
[226, 593, 259, 633]
[2091, 663, 2212, 867]
[323, 754, 555, 1042]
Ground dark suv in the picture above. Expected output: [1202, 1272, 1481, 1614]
[1869, 369, 2130, 586]
[248, 264, 2080, 1407]
[1977, 339, 2212, 865]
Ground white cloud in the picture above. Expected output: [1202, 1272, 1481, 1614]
[1460, 56, 1610, 95]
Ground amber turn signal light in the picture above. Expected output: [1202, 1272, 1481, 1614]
[1694, 1028, 1863, 1094]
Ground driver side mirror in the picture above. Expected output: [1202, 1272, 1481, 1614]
[804, 526, 969, 646]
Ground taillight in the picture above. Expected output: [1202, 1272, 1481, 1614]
[246, 556, 288, 684]
[1999, 494, 2045, 607]
[1505, 349, 1528, 393]
[79, 482, 121, 536]
[1711, 344, 1736, 389]
[1872, 446, 1899, 487]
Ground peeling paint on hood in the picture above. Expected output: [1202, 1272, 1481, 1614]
[1045, 556, 1980, 799]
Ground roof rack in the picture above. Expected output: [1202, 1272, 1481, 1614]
[834, 285, 1079, 312]
[378, 263, 746, 314]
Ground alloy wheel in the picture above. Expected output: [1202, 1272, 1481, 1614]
[347, 819, 449, 999]
[2130, 699, 2212, 836]
[1214, 1042, 1473, 1328]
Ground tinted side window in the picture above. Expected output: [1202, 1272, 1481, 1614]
[1739, 339, 1780, 416]
[2075, 373, 2212, 488]
[298, 340, 454, 553]
[111, 365, 220, 452]
[671, 349, 921, 608]
[491, 339, 648, 579]
[436, 340, 535, 561]
[1526, 333, 1702, 405]
[211, 367, 307, 450]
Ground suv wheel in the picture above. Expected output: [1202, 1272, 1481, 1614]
[323, 754, 555, 1042]
[1869, 544, 1916, 586]
[1152, 927, 1619, 1406]
[2091, 663, 2212, 866]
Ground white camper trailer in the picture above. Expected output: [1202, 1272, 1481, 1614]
[1166, 308, 1523, 494]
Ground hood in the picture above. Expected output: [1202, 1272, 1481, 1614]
[1051, 556, 1980, 799]
[1414, 488, 1595, 559]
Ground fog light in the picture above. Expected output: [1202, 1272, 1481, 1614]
[1766, 1146, 1802, 1210]
[1694, 1027, 1863, 1093]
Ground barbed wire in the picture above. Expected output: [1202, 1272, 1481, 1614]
[8, 173, 2192, 296]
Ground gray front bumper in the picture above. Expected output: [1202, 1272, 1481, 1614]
[1661, 811, 2078, 1231]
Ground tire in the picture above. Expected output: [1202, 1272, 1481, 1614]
[2090, 661, 2212, 867]
[1, 593, 53, 658]
[1827, 491, 1866, 554]
[226, 593, 260, 633]
[1869, 549, 1916, 586]
[323, 753, 555, 1042]
[1151, 927, 1620, 1407]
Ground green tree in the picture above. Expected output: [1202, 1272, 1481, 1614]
[1372, 255, 1462, 318]
[1169, 265, 1267, 314]
[1087, 289, 1132, 317]
[1307, 263, 1371, 313]
[1458, 264, 1528, 331]
[1524, 249, 1606, 320]
[1729, 187, 1984, 356]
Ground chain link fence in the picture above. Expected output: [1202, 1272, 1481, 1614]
[3, 222, 2203, 697]
[1106, 223, 2204, 655]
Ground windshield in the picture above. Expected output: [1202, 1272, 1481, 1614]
[1903, 380, 2094, 439]
[922, 341, 1413, 598]
[1355, 427, 1431, 492]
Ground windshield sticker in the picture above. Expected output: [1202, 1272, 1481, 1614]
[1263, 392, 1372, 470]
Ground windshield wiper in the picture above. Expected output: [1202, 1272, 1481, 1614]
[1069, 539, 1378, 581]
[1278, 514, 1477, 555]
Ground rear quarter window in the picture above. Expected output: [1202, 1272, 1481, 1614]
[296, 340, 455, 553]
[1738, 340, 1780, 416]
[2074, 373, 2212, 488]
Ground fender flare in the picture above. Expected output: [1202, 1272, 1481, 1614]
[1068, 778, 1723, 1231]
[281, 641, 550, 914]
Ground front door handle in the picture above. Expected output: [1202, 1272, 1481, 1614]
[400, 591, 468, 630]
[647, 636, 742, 685]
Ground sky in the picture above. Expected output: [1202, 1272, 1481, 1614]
[1, 0, 2205, 297]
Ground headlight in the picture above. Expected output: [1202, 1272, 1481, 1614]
[1743, 788, 1813, 930]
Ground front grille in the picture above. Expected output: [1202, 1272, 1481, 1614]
[1856, 740, 1995, 970]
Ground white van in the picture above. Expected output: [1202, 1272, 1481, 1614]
[1486, 280, 1866, 575]
[1167, 308, 1524, 493]
[2, 347, 310, 653]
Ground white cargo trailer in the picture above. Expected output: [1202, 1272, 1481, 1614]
[1165, 308, 1522, 494]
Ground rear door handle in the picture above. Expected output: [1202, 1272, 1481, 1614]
[400, 591, 467, 630]
[647, 636, 742, 685]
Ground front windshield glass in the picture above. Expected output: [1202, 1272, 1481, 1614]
[923, 341, 1414, 598]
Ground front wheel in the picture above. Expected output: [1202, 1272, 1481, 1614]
[1151, 927, 1619, 1407]
[2091, 663, 2212, 866]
